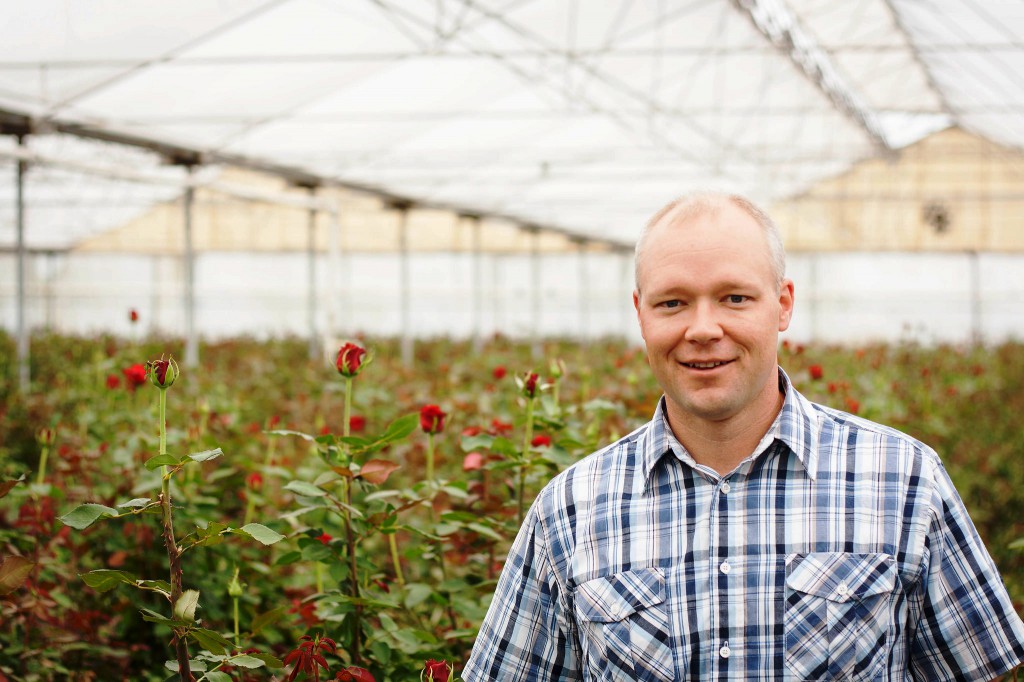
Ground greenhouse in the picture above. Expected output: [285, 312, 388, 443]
[2, 1, 1024, 680]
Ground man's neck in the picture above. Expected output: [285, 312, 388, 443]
[666, 384, 785, 476]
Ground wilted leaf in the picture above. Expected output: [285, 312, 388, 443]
[60, 504, 119, 529]
[173, 589, 200, 622]
[187, 448, 223, 464]
[358, 459, 400, 485]
[0, 556, 34, 595]
[236, 523, 285, 546]
[284, 480, 327, 498]
[0, 477, 24, 500]
[81, 569, 138, 593]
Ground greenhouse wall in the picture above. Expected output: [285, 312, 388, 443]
[1, 251, 1021, 346]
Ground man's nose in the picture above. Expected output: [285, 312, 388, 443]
[683, 301, 724, 343]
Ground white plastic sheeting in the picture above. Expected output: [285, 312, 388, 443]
[1, 0, 1021, 250]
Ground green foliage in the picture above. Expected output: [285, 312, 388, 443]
[2, 333, 1024, 680]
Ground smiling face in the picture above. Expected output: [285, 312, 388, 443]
[633, 201, 794, 433]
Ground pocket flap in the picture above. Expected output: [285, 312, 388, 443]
[786, 553, 895, 604]
[575, 567, 665, 623]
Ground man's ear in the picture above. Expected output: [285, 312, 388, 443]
[633, 290, 646, 339]
[778, 279, 795, 332]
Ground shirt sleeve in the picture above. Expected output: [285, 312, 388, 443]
[462, 506, 580, 681]
[908, 455, 1024, 680]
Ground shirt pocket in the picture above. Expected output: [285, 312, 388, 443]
[784, 552, 897, 681]
[574, 567, 674, 682]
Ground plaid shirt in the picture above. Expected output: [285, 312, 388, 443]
[463, 370, 1024, 681]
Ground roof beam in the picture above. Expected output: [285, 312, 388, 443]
[729, 0, 894, 156]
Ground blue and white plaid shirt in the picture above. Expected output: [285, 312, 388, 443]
[464, 370, 1024, 681]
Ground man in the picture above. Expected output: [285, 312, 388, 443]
[462, 193, 1024, 681]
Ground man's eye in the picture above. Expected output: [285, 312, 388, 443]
[660, 300, 681, 309]
[727, 295, 747, 304]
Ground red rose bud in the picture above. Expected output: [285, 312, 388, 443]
[520, 372, 540, 398]
[461, 426, 482, 437]
[246, 472, 263, 491]
[122, 363, 147, 390]
[37, 428, 56, 446]
[318, 532, 333, 545]
[423, 659, 451, 682]
[531, 434, 552, 448]
[809, 364, 824, 380]
[129, 308, 139, 323]
[349, 414, 366, 432]
[146, 356, 179, 389]
[492, 365, 507, 380]
[419, 404, 447, 434]
[463, 452, 484, 471]
[335, 667, 376, 682]
[105, 374, 121, 389]
[336, 342, 368, 377]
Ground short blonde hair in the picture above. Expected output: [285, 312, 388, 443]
[634, 192, 786, 292]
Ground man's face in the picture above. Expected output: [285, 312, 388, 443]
[633, 204, 794, 430]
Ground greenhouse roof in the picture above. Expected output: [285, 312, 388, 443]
[1, 0, 1022, 251]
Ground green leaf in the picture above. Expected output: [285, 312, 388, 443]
[137, 579, 172, 596]
[140, 607, 189, 627]
[404, 583, 433, 609]
[228, 654, 266, 669]
[187, 448, 224, 463]
[460, 434, 495, 452]
[60, 503, 119, 529]
[144, 454, 180, 470]
[248, 652, 283, 669]
[81, 569, 138, 593]
[274, 550, 302, 566]
[165, 659, 207, 673]
[189, 627, 232, 656]
[248, 606, 286, 636]
[380, 413, 419, 442]
[266, 429, 316, 441]
[236, 523, 285, 545]
[117, 497, 152, 508]
[0, 555, 35, 595]
[202, 672, 233, 682]
[467, 522, 505, 542]
[301, 544, 332, 562]
[284, 480, 327, 497]
[173, 589, 201, 622]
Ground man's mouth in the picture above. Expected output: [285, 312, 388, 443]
[681, 360, 732, 369]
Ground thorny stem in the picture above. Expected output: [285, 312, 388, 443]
[519, 396, 535, 525]
[233, 596, 240, 648]
[426, 432, 435, 481]
[343, 475, 362, 663]
[344, 377, 353, 438]
[158, 387, 193, 682]
[389, 532, 405, 586]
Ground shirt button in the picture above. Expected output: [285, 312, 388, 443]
[836, 582, 848, 597]
[721, 482, 731, 494]
[720, 561, 731, 574]
[719, 644, 731, 659]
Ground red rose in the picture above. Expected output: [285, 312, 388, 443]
[461, 426, 482, 437]
[349, 415, 366, 433]
[129, 309, 139, 323]
[492, 365, 507, 380]
[318, 533, 333, 545]
[423, 659, 451, 682]
[463, 452, 484, 471]
[336, 342, 368, 377]
[490, 419, 513, 435]
[105, 374, 121, 389]
[809, 364, 823, 380]
[531, 434, 552, 448]
[844, 397, 861, 414]
[335, 667, 375, 682]
[246, 472, 263, 491]
[419, 404, 447, 434]
[122, 363, 147, 390]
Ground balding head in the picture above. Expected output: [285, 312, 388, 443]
[634, 193, 786, 294]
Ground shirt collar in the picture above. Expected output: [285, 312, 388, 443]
[639, 367, 822, 488]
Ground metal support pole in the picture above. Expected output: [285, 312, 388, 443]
[399, 208, 413, 367]
[15, 136, 29, 391]
[471, 216, 483, 353]
[577, 241, 588, 344]
[182, 171, 198, 368]
[969, 250, 982, 345]
[530, 228, 542, 359]
[306, 188, 318, 360]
